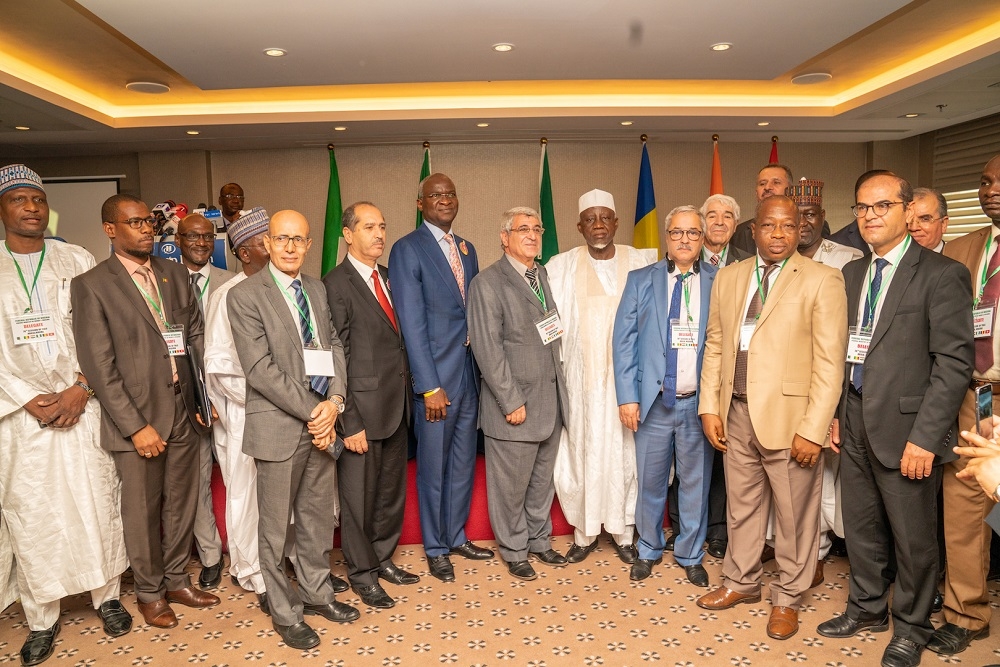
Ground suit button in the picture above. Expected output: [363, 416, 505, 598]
[657, 380, 662, 385]
[163, 354, 168, 359]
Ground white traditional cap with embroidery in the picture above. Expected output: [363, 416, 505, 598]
[578, 189, 615, 214]
[0, 164, 44, 197]
[227, 206, 270, 248]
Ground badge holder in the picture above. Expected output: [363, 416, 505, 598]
[974, 300, 996, 339]
[739, 318, 756, 352]
[12, 311, 57, 345]
[163, 324, 187, 356]
[535, 309, 565, 346]
[670, 318, 698, 349]
[303, 342, 336, 377]
[846, 325, 873, 364]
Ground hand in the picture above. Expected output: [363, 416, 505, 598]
[618, 403, 640, 432]
[344, 430, 369, 454]
[701, 414, 727, 452]
[22, 393, 58, 425]
[308, 400, 339, 438]
[506, 405, 526, 425]
[195, 401, 220, 428]
[424, 389, 450, 422]
[791, 434, 822, 467]
[828, 418, 841, 454]
[899, 441, 934, 480]
[131, 424, 166, 458]
[955, 425, 1000, 498]
[312, 432, 333, 451]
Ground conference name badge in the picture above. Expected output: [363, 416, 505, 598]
[739, 321, 755, 352]
[846, 326, 872, 364]
[304, 343, 336, 377]
[535, 310, 564, 345]
[163, 324, 187, 356]
[670, 318, 698, 349]
[12, 312, 57, 345]
[973, 301, 995, 339]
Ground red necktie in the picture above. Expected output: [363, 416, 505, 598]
[975, 243, 1000, 373]
[372, 269, 397, 332]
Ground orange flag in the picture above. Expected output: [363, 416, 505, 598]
[710, 134, 723, 195]
[769, 135, 779, 164]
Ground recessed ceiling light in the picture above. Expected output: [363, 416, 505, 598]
[757, 121, 770, 126]
[263, 48, 287, 57]
[477, 123, 490, 127]
[125, 81, 170, 94]
[14, 126, 29, 131]
[186, 130, 200, 135]
[334, 126, 347, 131]
[902, 113, 922, 118]
[710, 43, 732, 51]
[620, 121, 634, 126]
[492, 43, 514, 52]
[791, 71, 833, 85]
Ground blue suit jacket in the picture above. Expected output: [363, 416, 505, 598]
[613, 259, 717, 423]
[388, 222, 479, 400]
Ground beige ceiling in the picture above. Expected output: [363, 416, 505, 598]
[0, 0, 999, 154]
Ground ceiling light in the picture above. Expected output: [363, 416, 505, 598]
[492, 43, 514, 52]
[902, 113, 922, 118]
[791, 71, 833, 85]
[477, 123, 489, 127]
[757, 121, 770, 126]
[334, 126, 347, 131]
[710, 43, 732, 51]
[263, 48, 287, 57]
[620, 121, 633, 126]
[125, 81, 170, 94]
[186, 130, 200, 135]
[14, 126, 29, 131]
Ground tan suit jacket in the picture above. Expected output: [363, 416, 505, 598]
[699, 251, 848, 449]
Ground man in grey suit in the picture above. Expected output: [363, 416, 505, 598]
[228, 210, 359, 649]
[468, 206, 569, 581]
[176, 212, 234, 590]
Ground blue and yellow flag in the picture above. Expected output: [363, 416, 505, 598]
[634, 140, 660, 252]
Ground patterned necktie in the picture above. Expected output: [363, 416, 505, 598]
[733, 263, 777, 396]
[443, 234, 466, 302]
[852, 258, 889, 391]
[661, 273, 687, 408]
[976, 244, 1000, 373]
[291, 278, 330, 396]
[372, 269, 397, 332]
[135, 265, 177, 380]
[190, 273, 204, 312]
[710, 253, 721, 266]
[525, 267, 544, 304]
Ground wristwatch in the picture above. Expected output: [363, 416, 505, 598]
[75, 380, 96, 398]
[330, 396, 346, 414]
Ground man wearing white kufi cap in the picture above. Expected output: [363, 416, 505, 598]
[547, 189, 656, 563]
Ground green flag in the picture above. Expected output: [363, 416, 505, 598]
[415, 144, 430, 228]
[321, 146, 343, 276]
[539, 140, 559, 263]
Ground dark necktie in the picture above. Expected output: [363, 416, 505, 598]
[661, 273, 687, 408]
[852, 258, 889, 391]
[976, 244, 1000, 373]
[190, 273, 204, 312]
[371, 269, 397, 332]
[291, 278, 330, 396]
[733, 263, 777, 396]
[525, 267, 544, 304]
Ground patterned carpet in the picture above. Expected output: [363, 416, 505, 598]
[1, 535, 997, 666]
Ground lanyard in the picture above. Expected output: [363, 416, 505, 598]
[269, 266, 317, 341]
[862, 235, 910, 328]
[704, 246, 727, 265]
[977, 234, 1000, 306]
[4, 242, 46, 313]
[677, 272, 693, 322]
[196, 273, 209, 302]
[753, 257, 788, 318]
[132, 273, 170, 327]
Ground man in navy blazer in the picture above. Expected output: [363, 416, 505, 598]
[387, 173, 494, 582]
[613, 205, 717, 587]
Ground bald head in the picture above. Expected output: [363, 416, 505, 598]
[176, 213, 216, 269]
[265, 210, 312, 277]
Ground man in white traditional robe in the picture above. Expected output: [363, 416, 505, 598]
[0, 164, 131, 666]
[548, 189, 656, 564]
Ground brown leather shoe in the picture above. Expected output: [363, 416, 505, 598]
[697, 586, 761, 610]
[136, 598, 178, 628]
[811, 559, 825, 588]
[165, 586, 221, 608]
[767, 606, 799, 640]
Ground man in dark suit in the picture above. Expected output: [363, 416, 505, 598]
[468, 206, 569, 581]
[729, 164, 794, 255]
[72, 194, 221, 629]
[818, 173, 974, 667]
[228, 210, 359, 649]
[324, 202, 418, 610]
[829, 170, 892, 254]
[388, 173, 493, 582]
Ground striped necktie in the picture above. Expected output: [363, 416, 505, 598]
[290, 278, 330, 396]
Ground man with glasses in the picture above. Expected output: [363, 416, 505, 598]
[218, 183, 246, 231]
[468, 207, 568, 581]
[612, 205, 717, 586]
[909, 188, 949, 252]
[73, 194, 220, 630]
[176, 213, 234, 591]
[697, 195, 847, 643]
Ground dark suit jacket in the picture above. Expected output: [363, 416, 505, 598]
[72, 253, 206, 451]
[829, 220, 869, 254]
[840, 242, 974, 467]
[324, 259, 412, 440]
[730, 219, 756, 256]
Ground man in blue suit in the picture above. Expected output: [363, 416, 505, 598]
[388, 173, 494, 582]
[613, 205, 717, 587]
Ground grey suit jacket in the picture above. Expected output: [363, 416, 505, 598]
[468, 256, 568, 442]
[227, 267, 347, 462]
[206, 265, 237, 300]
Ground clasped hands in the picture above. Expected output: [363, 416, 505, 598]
[24, 384, 89, 429]
[956, 415, 1000, 499]
[308, 399, 341, 451]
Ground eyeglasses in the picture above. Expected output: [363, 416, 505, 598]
[178, 232, 217, 242]
[667, 229, 704, 241]
[115, 217, 157, 230]
[424, 192, 457, 201]
[851, 201, 904, 218]
[911, 215, 944, 226]
[509, 225, 544, 235]
[222, 193, 245, 200]
[268, 234, 310, 249]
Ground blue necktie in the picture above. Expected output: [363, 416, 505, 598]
[661, 273, 686, 408]
[291, 279, 330, 396]
[851, 258, 888, 391]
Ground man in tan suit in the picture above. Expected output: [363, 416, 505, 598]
[696, 195, 847, 641]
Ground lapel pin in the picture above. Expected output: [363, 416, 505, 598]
[459, 240, 468, 255]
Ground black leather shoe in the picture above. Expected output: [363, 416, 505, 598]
[353, 583, 395, 609]
[829, 535, 848, 558]
[258, 593, 270, 616]
[664, 533, 676, 551]
[19, 622, 59, 666]
[927, 622, 989, 655]
[629, 557, 661, 581]
[198, 561, 223, 589]
[529, 549, 567, 566]
[427, 555, 455, 582]
[761, 544, 776, 563]
[817, 612, 890, 638]
[379, 563, 420, 585]
[566, 541, 598, 563]
[684, 564, 709, 587]
[506, 560, 537, 581]
[303, 600, 360, 624]
[611, 541, 638, 564]
[881, 635, 923, 667]
[328, 573, 349, 594]
[706, 540, 727, 559]
[931, 590, 943, 613]
[450, 541, 494, 560]
[273, 621, 319, 649]
[97, 600, 133, 637]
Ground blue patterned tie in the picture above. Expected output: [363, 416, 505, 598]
[851, 258, 888, 391]
[291, 279, 330, 396]
[661, 273, 686, 408]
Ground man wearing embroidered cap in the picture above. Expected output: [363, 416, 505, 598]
[547, 189, 655, 564]
[0, 164, 132, 665]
